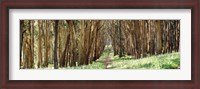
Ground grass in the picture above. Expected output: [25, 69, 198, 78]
[111, 52, 180, 69]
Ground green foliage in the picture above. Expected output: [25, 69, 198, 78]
[64, 52, 180, 69]
[111, 52, 180, 69]
[100, 45, 113, 57]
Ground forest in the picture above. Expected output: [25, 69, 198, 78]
[20, 20, 180, 69]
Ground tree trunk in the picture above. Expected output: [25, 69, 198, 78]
[20, 20, 24, 68]
[54, 20, 59, 69]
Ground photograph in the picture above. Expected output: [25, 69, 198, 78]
[20, 20, 180, 69]
[1, 0, 198, 88]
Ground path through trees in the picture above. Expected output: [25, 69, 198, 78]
[20, 20, 180, 69]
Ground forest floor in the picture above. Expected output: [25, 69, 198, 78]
[58, 46, 180, 69]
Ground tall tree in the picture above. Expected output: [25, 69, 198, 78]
[54, 20, 59, 69]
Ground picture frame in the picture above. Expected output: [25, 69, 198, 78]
[0, 0, 199, 89]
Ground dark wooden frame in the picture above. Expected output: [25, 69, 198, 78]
[0, 0, 199, 89]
